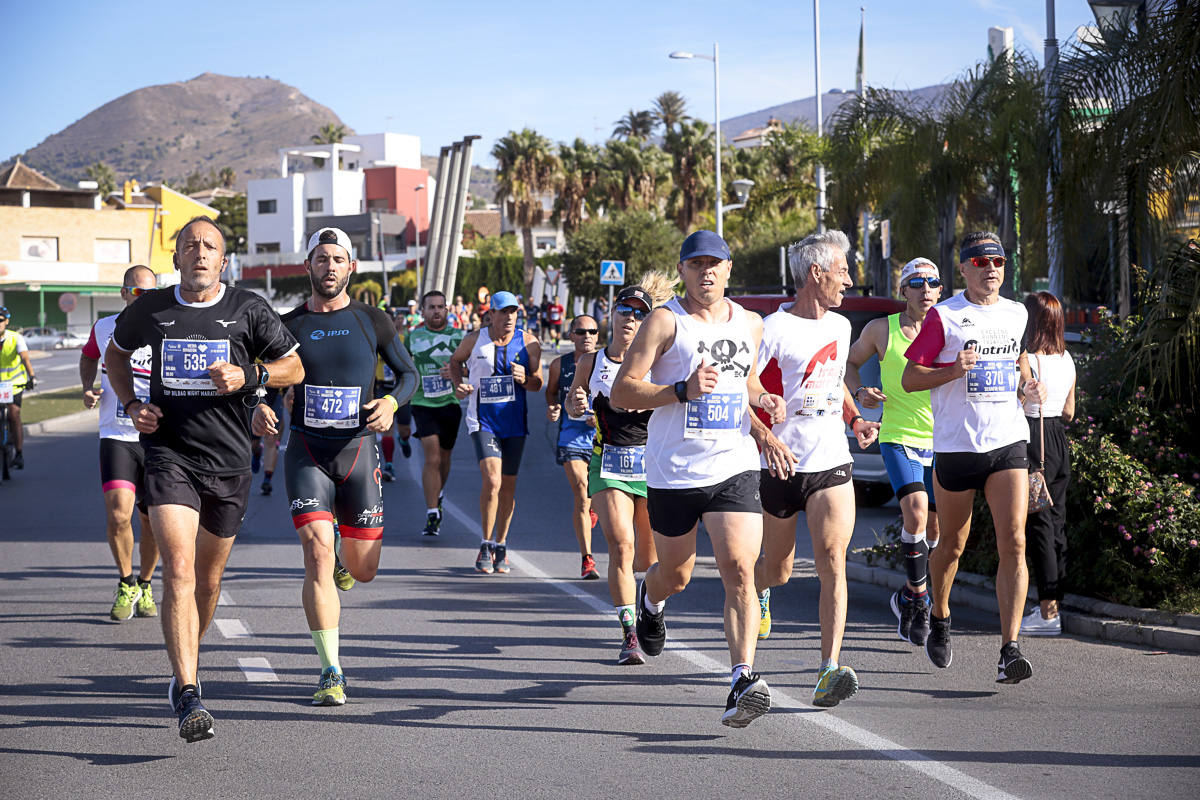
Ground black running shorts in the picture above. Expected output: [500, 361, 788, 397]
[759, 463, 853, 519]
[647, 469, 762, 538]
[144, 456, 251, 539]
[413, 403, 462, 451]
[285, 432, 384, 540]
[470, 430, 526, 476]
[99, 437, 147, 514]
[934, 442, 1029, 493]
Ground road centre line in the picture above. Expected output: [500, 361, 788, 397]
[215, 618, 251, 639]
[411, 454, 1022, 800]
[219, 590, 234, 605]
[237, 657, 279, 682]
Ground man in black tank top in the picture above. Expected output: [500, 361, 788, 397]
[252, 227, 417, 707]
[106, 216, 304, 743]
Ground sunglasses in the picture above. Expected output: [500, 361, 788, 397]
[614, 304, 649, 321]
[123, 286, 150, 297]
[968, 256, 1006, 269]
[905, 277, 943, 289]
[573, 328, 599, 335]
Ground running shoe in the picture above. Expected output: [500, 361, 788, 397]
[721, 672, 771, 728]
[925, 614, 953, 668]
[168, 680, 213, 743]
[909, 592, 932, 646]
[110, 580, 142, 621]
[382, 463, 396, 482]
[312, 666, 347, 706]
[333, 556, 355, 592]
[757, 588, 772, 640]
[475, 543, 494, 574]
[812, 665, 859, 708]
[493, 544, 510, 574]
[617, 630, 646, 665]
[1020, 607, 1062, 637]
[167, 676, 203, 710]
[438, 494, 444, 516]
[890, 587, 920, 643]
[996, 642, 1033, 684]
[581, 554, 600, 580]
[13, 451, 23, 469]
[136, 582, 157, 617]
[260, 477, 272, 496]
[422, 511, 440, 537]
[635, 580, 666, 656]
[399, 437, 412, 458]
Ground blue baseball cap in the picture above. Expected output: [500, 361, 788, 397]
[679, 230, 731, 263]
[489, 291, 520, 310]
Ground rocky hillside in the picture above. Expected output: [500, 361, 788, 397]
[13, 73, 351, 189]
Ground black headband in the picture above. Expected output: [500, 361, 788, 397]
[960, 241, 1005, 262]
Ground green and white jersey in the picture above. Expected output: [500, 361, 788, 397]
[408, 324, 465, 407]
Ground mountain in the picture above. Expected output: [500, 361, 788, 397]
[720, 83, 952, 139]
[11, 73, 351, 190]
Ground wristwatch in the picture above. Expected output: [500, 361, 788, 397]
[258, 364, 270, 386]
[674, 380, 689, 403]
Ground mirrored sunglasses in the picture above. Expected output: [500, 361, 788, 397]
[614, 304, 648, 320]
[969, 255, 1006, 269]
[905, 277, 942, 289]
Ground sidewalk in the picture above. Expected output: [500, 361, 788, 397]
[848, 550, 1200, 654]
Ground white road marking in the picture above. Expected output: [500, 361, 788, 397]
[416, 454, 1021, 800]
[238, 657, 278, 682]
[45, 363, 78, 372]
[218, 590, 234, 605]
[215, 618, 251, 638]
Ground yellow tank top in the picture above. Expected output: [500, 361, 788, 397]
[878, 313, 933, 448]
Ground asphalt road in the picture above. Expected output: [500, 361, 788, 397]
[1, 391, 1197, 800]
[24, 348, 86, 395]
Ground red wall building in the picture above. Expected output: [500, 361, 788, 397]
[365, 166, 430, 248]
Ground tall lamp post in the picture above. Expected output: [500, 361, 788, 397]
[670, 44, 723, 237]
[813, 0, 827, 233]
[1044, 0, 1063, 297]
[413, 183, 425, 297]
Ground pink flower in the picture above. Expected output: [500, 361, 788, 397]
[1124, 533, 1133, 540]
[1148, 548, 1158, 555]
[1149, 559, 1157, 565]
[1104, 503, 1112, 510]
[1189, 540, 1198, 547]
[1148, 524, 1156, 533]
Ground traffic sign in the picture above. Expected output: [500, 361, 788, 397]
[600, 260, 625, 286]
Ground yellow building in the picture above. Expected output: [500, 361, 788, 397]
[0, 161, 219, 333]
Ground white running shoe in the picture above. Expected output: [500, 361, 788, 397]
[1020, 608, 1062, 637]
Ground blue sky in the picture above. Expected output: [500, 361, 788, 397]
[3, 0, 1098, 168]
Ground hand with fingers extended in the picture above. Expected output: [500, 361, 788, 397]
[252, 403, 279, 437]
[856, 386, 887, 409]
[852, 417, 881, 449]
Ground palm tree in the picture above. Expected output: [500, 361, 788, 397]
[219, 167, 236, 189]
[553, 138, 601, 234]
[85, 162, 116, 197]
[597, 138, 671, 213]
[612, 110, 655, 140]
[491, 128, 561, 292]
[653, 91, 690, 134]
[664, 119, 713, 232]
[311, 123, 347, 145]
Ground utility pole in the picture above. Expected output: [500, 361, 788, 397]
[813, 0, 827, 233]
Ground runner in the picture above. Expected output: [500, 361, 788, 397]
[79, 264, 160, 620]
[567, 279, 672, 663]
[611, 230, 786, 727]
[407, 290, 466, 536]
[546, 295, 565, 349]
[254, 227, 417, 706]
[0, 307, 36, 468]
[903, 231, 1044, 684]
[106, 215, 303, 742]
[846, 257, 942, 647]
[750, 231, 879, 708]
[546, 314, 601, 579]
[253, 388, 285, 496]
[448, 290, 542, 574]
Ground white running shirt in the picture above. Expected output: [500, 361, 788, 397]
[646, 297, 760, 489]
[82, 315, 153, 442]
[905, 292, 1029, 454]
[757, 306, 851, 472]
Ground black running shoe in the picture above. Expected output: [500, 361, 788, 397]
[925, 614, 953, 668]
[260, 478, 272, 496]
[175, 689, 214, 743]
[996, 642, 1033, 684]
[635, 579, 666, 656]
[422, 511, 440, 536]
[890, 588, 917, 644]
[909, 593, 932, 647]
[13, 451, 24, 469]
[721, 672, 771, 728]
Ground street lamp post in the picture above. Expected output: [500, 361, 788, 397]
[413, 183, 425, 297]
[670, 44, 723, 237]
[813, 0, 827, 233]
[1045, 0, 1063, 297]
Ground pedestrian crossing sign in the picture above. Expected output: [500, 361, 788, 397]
[600, 260, 626, 286]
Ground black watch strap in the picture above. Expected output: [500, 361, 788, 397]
[674, 380, 689, 404]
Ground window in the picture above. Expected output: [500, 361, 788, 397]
[256, 242, 281, 253]
[306, 198, 324, 213]
[20, 236, 58, 261]
[94, 238, 131, 263]
[536, 236, 558, 251]
[257, 199, 277, 214]
[366, 198, 389, 210]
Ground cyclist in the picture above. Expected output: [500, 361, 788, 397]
[0, 307, 37, 468]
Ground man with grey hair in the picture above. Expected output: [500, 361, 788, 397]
[750, 230, 880, 708]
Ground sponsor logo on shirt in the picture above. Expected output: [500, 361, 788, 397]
[158, 320, 176, 327]
[216, 319, 238, 328]
[310, 329, 350, 341]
